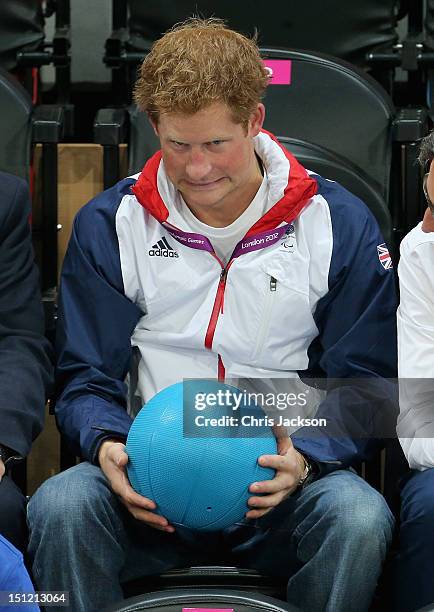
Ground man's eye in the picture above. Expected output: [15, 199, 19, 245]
[172, 141, 186, 148]
[211, 140, 223, 145]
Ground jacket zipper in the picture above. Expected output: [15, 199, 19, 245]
[251, 275, 278, 361]
[205, 263, 232, 381]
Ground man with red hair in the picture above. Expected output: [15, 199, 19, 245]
[29, 18, 396, 612]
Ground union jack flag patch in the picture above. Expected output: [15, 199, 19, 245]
[377, 243, 393, 270]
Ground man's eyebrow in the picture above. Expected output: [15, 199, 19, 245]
[165, 135, 233, 146]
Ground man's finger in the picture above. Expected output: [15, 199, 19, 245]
[249, 473, 293, 494]
[258, 453, 291, 470]
[246, 507, 272, 519]
[123, 489, 157, 510]
[248, 491, 286, 509]
[115, 472, 157, 510]
[106, 443, 128, 464]
[116, 451, 129, 467]
[122, 502, 175, 532]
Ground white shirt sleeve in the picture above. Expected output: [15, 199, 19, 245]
[397, 225, 434, 470]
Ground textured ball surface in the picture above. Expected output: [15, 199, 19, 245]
[126, 381, 277, 531]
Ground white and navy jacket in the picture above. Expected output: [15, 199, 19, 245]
[56, 130, 397, 471]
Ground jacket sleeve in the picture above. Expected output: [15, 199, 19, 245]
[55, 190, 143, 463]
[0, 175, 54, 457]
[397, 233, 434, 470]
[292, 194, 398, 472]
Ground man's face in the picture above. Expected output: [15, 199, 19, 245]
[151, 101, 265, 224]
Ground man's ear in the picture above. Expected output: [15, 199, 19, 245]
[249, 103, 265, 138]
[148, 112, 159, 138]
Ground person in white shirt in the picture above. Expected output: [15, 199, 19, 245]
[395, 130, 434, 612]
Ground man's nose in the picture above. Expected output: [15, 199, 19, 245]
[185, 149, 212, 182]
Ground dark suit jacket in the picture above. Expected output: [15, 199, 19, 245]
[0, 171, 53, 457]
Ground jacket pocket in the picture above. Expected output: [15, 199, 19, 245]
[249, 262, 318, 370]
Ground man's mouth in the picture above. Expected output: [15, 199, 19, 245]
[184, 178, 225, 188]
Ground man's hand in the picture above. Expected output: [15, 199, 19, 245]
[246, 435, 306, 519]
[98, 440, 175, 533]
[0, 459, 4, 482]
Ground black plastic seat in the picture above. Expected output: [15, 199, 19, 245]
[126, 0, 401, 68]
[0, 1, 44, 73]
[278, 136, 393, 247]
[261, 48, 394, 202]
[0, 68, 33, 180]
[123, 565, 287, 602]
[105, 0, 414, 103]
[104, 587, 299, 612]
[258, 46, 428, 237]
[97, 46, 428, 244]
[0, 0, 71, 113]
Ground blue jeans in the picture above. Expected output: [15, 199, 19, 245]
[27, 463, 393, 612]
[393, 467, 434, 612]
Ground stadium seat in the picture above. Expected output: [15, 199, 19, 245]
[0, 1, 44, 74]
[95, 47, 428, 246]
[104, 0, 415, 102]
[104, 587, 299, 611]
[278, 137, 392, 246]
[0, 1, 71, 106]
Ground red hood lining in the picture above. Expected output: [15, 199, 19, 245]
[131, 130, 317, 231]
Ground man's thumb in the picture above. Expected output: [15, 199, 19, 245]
[117, 450, 128, 467]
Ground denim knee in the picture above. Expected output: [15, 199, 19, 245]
[27, 463, 111, 533]
[308, 471, 395, 546]
[401, 468, 434, 531]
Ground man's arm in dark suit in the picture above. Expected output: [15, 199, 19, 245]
[0, 172, 54, 459]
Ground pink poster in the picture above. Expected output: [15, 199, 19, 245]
[263, 59, 292, 85]
[182, 608, 234, 612]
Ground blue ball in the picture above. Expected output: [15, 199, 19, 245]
[126, 381, 277, 531]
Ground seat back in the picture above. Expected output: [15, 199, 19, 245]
[104, 587, 299, 612]
[128, 105, 159, 174]
[261, 49, 395, 203]
[0, 68, 33, 180]
[127, 48, 395, 201]
[0, 0, 44, 72]
[278, 137, 393, 247]
[105, 1, 406, 105]
[127, 0, 401, 68]
[126, 118, 394, 251]
[426, 0, 434, 49]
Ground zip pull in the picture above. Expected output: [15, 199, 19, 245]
[270, 276, 277, 292]
[220, 267, 228, 313]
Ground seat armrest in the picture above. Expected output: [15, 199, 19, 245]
[32, 105, 65, 143]
[94, 108, 129, 145]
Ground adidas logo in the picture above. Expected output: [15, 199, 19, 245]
[149, 236, 179, 258]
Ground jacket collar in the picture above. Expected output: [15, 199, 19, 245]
[131, 130, 317, 231]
